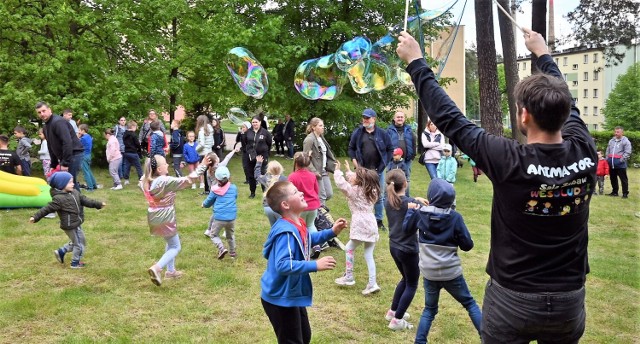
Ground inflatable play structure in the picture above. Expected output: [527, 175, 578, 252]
[0, 170, 51, 208]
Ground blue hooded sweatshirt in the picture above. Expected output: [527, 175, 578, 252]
[260, 218, 336, 307]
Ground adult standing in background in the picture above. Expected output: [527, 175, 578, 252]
[195, 115, 214, 191]
[114, 116, 127, 178]
[387, 111, 416, 194]
[420, 120, 444, 180]
[237, 122, 250, 184]
[606, 126, 632, 198]
[241, 116, 272, 198]
[272, 118, 285, 157]
[283, 114, 295, 159]
[139, 109, 166, 155]
[348, 108, 393, 230]
[211, 118, 225, 159]
[36, 101, 84, 189]
[303, 117, 337, 205]
[62, 109, 79, 135]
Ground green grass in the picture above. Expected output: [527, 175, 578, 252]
[1, 157, 638, 343]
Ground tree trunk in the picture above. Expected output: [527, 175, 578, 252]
[475, 0, 503, 136]
[497, 0, 525, 143]
[530, 0, 547, 74]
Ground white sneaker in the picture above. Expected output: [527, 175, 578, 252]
[192, 184, 197, 189]
[123, 179, 130, 185]
[204, 229, 211, 237]
[388, 318, 413, 331]
[199, 182, 205, 189]
[362, 283, 381, 295]
[385, 310, 410, 321]
[96, 184, 103, 189]
[44, 213, 57, 219]
[335, 274, 355, 286]
[111, 185, 123, 190]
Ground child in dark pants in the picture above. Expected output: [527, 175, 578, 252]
[260, 181, 347, 344]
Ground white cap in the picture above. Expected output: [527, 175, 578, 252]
[443, 144, 452, 152]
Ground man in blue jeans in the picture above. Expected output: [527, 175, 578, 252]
[397, 27, 595, 343]
[348, 108, 393, 230]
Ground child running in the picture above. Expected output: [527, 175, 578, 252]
[260, 180, 347, 344]
[182, 131, 200, 189]
[143, 154, 208, 286]
[333, 160, 382, 295]
[288, 152, 322, 258]
[384, 169, 428, 330]
[255, 155, 287, 226]
[29, 172, 105, 268]
[200, 148, 238, 237]
[404, 178, 482, 344]
[202, 166, 238, 259]
[105, 128, 123, 190]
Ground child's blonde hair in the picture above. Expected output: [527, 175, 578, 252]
[263, 160, 284, 198]
[385, 169, 407, 210]
[354, 167, 380, 204]
[141, 155, 166, 192]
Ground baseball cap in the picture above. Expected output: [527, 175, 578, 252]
[362, 108, 377, 118]
[443, 144, 452, 152]
[215, 166, 231, 180]
[393, 148, 403, 156]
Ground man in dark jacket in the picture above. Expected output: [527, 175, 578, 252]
[397, 29, 595, 343]
[348, 108, 393, 230]
[283, 114, 295, 159]
[36, 101, 85, 190]
[387, 111, 416, 194]
[272, 119, 285, 156]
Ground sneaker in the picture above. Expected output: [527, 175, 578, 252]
[385, 310, 410, 321]
[44, 213, 57, 219]
[622, 194, 629, 199]
[229, 252, 237, 259]
[54, 249, 65, 264]
[310, 245, 322, 259]
[362, 283, 381, 295]
[249, 193, 256, 199]
[607, 192, 619, 197]
[96, 184, 103, 189]
[199, 182, 205, 189]
[192, 184, 197, 189]
[124, 179, 130, 185]
[111, 184, 123, 190]
[388, 318, 413, 331]
[79, 183, 88, 189]
[204, 229, 211, 237]
[148, 266, 162, 286]
[335, 274, 355, 286]
[218, 248, 228, 260]
[70, 261, 86, 269]
[164, 270, 184, 280]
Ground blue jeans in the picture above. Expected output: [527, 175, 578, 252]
[20, 158, 32, 176]
[415, 275, 482, 344]
[80, 155, 98, 189]
[68, 152, 84, 190]
[122, 152, 143, 180]
[481, 279, 586, 344]
[425, 163, 438, 180]
[405, 160, 413, 196]
[286, 139, 294, 158]
[375, 170, 385, 221]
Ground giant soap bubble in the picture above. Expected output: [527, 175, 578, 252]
[225, 47, 269, 99]
[294, 54, 348, 100]
[335, 36, 372, 72]
[226, 107, 249, 126]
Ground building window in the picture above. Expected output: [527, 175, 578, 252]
[594, 124, 598, 130]
[583, 89, 588, 98]
[563, 73, 568, 81]
[593, 89, 599, 98]
[583, 107, 588, 115]
[572, 81, 579, 86]
[555, 58, 559, 65]
[593, 53, 599, 63]
[572, 64, 579, 70]
[523, 62, 527, 70]
[594, 71, 599, 80]
[583, 72, 588, 81]
[563, 57, 568, 66]
[593, 106, 598, 115]
[583, 54, 588, 64]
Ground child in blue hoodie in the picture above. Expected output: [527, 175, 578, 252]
[202, 166, 238, 259]
[403, 178, 481, 344]
[260, 181, 347, 344]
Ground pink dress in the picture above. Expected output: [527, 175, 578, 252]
[334, 170, 379, 242]
[142, 176, 192, 237]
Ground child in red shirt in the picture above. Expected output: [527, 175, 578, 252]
[596, 150, 609, 195]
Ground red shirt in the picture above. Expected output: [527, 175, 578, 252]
[283, 217, 308, 249]
[288, 168, 321, 211]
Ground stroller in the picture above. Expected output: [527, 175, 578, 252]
[314, 204, 346, 251]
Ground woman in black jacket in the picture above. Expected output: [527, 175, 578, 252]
[211, 118, 225, 159]
[241, 116, 272, 198]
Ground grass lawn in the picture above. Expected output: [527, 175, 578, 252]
[1, 156, 638, 343]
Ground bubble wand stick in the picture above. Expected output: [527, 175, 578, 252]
[403, 0, 410, 32]
[492, 0, 526, 34]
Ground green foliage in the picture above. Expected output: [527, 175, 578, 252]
[603, 63, 640, 131]
[465, 47, 480, 121]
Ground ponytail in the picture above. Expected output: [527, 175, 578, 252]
[385, 169, 407, 210]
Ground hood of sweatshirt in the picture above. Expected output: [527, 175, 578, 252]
[427, 178, 455, 209]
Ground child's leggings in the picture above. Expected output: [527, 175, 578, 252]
[157, 234, 181, 272]
[345, 239, 376, 284]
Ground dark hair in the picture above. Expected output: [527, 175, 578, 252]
[150, 120, 161, 131]
[0, 134, 9, 144]
[62, 109, 73, 115]
[13, 126, 27, 134]
[266, 181, 293, 214]
[385, 169, 407, 210]
[514, 73, 571, 133]
[35, 101, 49, 110]
[79, 124, 89, 132]
[292, 151, 311, 171]
[354, 167, 380, 204]
[104, 128, 115, 135]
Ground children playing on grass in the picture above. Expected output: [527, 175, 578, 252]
[182, 131, 200, 189]
[333, 160, 382, 295]
[13, 126, 32, 176]
[255, 155, 287, 226]
[404, 178, 482, 344]
[78, 124, 100, 191]
[288, 151, 322, 258]
[260, 180, 347, 344]
[36, 128, 51, 178]
[29, 171, 105, 269]
[104, 128, 123, 190]
[122, 120, 143, 185]
[142, 154, 208, 286]
[202, 166, 238, 259]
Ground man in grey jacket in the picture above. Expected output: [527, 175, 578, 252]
[605, 126, 632, 198]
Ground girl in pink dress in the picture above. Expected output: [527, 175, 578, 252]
[333, 160, 382, 295]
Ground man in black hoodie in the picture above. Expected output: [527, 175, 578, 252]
[397, 28, 595, 343]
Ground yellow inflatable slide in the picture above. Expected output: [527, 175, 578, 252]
[0, 170, 51, 208]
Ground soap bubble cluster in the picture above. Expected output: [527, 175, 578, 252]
[225, 47, 269, 99]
